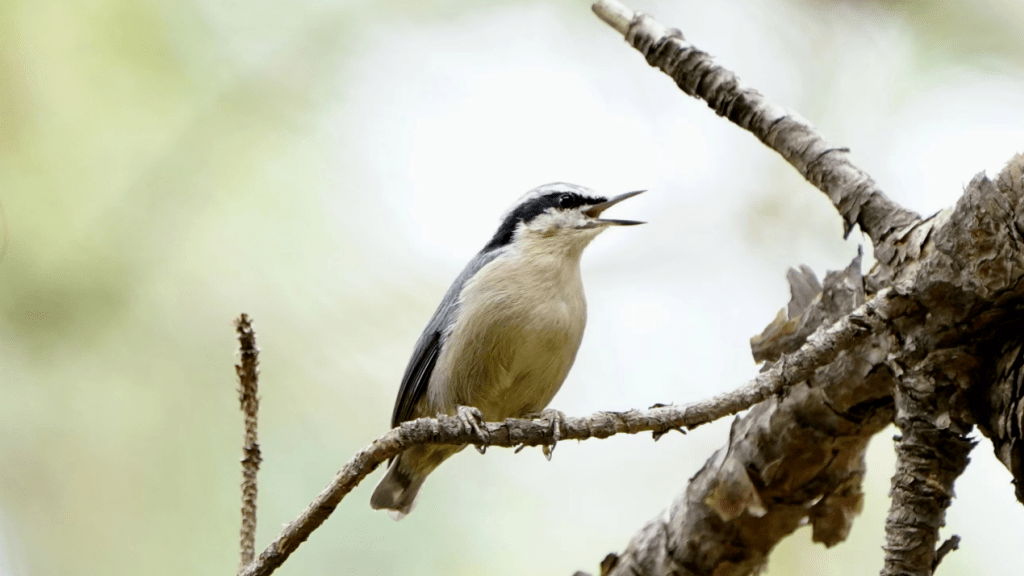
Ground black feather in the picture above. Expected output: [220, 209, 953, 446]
[391, 329, 442, 427]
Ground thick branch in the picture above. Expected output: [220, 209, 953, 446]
[977, 339, 1024, 503]
[595, 152, 1024, 576]
[956, 154, 1024, 501]
[882, 369, 974, 576]
[239, 292, 895, 576]
[603, 259, 910, 576]
[592, 0, 919, 242]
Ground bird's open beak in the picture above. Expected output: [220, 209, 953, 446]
[584, 190, 646, 226]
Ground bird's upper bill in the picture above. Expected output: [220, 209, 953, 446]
[583, 190, 646, 227]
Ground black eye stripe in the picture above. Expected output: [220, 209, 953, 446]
[482, 190, 608, 252]
[550, 192, 603, 210]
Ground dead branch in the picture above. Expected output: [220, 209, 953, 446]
[235, 314, 261, 573]
[883, 368, 974, 576]
[602, 253, 905, 576]
[969, 157, 1024, 505]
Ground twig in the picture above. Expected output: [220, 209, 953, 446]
[238, 291, 898, 576]
[235, 314, 262, 573]
[591, 0, 919, 242]
[932, 535, 960, 573]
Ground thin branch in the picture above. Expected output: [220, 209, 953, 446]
[932, 535, 960, 573]
[592, 0, 919, 243]
[238, 291, 898, 576]
[235, 314, 262, 573]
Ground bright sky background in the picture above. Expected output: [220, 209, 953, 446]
[1, 0, 1023, 575]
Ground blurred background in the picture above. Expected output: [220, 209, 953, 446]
[2, 0, 1024, 574]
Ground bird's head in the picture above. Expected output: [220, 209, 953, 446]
[483, 183, 644, 254]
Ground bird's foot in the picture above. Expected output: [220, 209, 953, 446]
[526, 409, 567, 461]
[456, 405, 490, 454]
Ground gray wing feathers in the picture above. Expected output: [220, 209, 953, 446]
[390, 329, 442, 427]
[390, 248, 506, 428]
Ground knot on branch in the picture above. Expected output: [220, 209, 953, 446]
[242, 443, 263, 467]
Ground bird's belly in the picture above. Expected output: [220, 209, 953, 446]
[428, 292, 586, 421]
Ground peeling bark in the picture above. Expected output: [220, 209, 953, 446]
[977, 340, 1024, 503]
[882, 369, 974, 576]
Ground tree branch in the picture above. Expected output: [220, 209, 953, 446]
[882, 368, 974, 576]
[235, 314, 262, 573]
[965, 153, 1024, 503]
[238, 290, 896, 576]
[932, 536, 960, 573]
[591, 153, 1024, 576]
[592, 0, 919, 243]
[977, 339, 1024, 503]
[602, 257, 911, 576]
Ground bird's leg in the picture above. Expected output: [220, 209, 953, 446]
[455, 405, 490, 454]
[526, 409, 567, 461]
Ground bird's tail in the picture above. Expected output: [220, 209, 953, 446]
[370, 456, 427, 520]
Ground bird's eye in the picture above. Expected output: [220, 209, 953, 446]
[558, 194, 574, 208]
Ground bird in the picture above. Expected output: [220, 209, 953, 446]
[370, 182, 644, 519]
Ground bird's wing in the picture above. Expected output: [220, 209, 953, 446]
[390, 248, 506, 428]
[390, 328, 442, 428]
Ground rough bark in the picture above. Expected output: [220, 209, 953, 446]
[968, 155, 1024, 504]
[978, 340, 1024, 503]
[603, 255, 902, 576]
[592, 0, 919, 243]
[235, 314, 262, 573]
[596, 147, 1024, 576]
[882, 369, 974, 576]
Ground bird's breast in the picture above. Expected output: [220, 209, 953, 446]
[427, 251, 588, 420]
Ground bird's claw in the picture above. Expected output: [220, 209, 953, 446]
[456, 405, 490, 454]
[526, 409, 566, 461]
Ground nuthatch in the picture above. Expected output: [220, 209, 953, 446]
[370, 183, 644, 518]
